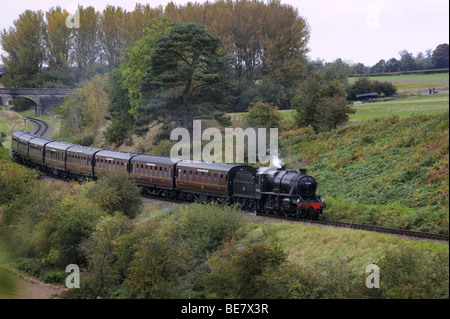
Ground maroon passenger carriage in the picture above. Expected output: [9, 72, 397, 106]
[11, 130, 325, 219]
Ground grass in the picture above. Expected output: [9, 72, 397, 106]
[0, 106, 61, 148]
[349, 93, 449, 120]
[280, 113, 449, 233]
[228, 93, 449, 125]
[348, 73, 449, 93]
[244, 220, 448, 272]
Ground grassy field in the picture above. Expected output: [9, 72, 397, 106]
[242, 218, 448, 271]
[348, 73, 449, 93]
[0, 107, 60, 148]
[349, 93, 449, 120]
[229, 92, 449, 124]
[280, 112, 449, 233]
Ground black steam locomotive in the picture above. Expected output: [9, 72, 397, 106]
[11, 130, 325, 219]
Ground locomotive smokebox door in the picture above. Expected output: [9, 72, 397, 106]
[233, 170, 256, 198]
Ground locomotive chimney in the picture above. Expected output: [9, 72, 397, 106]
[300, 168, 307, 175]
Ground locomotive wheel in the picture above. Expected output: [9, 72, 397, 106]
[308, 207, 319, 220]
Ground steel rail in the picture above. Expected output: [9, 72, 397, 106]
[26, 117, 50, 137]
[256, 212, 449, 243]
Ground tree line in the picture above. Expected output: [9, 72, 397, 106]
[4, 1, 442, 147]
[0, 1, 308, 92]
[358, 44, 449, 75]
[0, 4, 162, 88]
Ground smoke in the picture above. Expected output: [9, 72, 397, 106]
[271, 155, 284, 168]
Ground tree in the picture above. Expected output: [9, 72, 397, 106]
[99, 5, 128, 69]
[121, 18, 178, 115]
[45, 7, 72, 70]
[140, 22, 231, 130]
[386, 58, 400, 72]
[352, 63, 367, 75]
[291, 73, 322, 129]
[322, 58, 351, 82]
[73, 6, 100, 71]
[371, 59, 386, 74]
[103, 68, 134, 145]
[346, 77, 374, 100]
[316, 96, 355, 131]
[104, 18, 178, 144]
[84, 171, 143, 219]
[0, 10, 46, 87]
[399, 50, 416, 71]
[431, 43, 449, 69]
[292, 76, 351, 132]
[346, 77, 397, 100]
[55, 74, 109, 140]
[76, 213, 133, 298]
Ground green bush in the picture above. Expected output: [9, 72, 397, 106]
[202, 238, 286, 298]
[358, 246, 449, 299]
[84, 171, 143, 219]
[181, 203, 244, 257]
[0, 161, 41, 206]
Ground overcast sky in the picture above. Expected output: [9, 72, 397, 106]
[0, 0, 448, 66]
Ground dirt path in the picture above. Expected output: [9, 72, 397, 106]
[0, 268, 64, 299]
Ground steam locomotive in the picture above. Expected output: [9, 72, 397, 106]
[11, 130, 325, 219]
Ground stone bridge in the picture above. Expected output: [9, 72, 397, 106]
[0, 88, 74, 116]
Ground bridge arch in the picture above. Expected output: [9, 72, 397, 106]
[2, 95, 40, 112]
[0, 88, 73, 116]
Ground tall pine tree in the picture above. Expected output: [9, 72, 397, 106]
[139, 22, 231, 131]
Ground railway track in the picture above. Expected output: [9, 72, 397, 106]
[133, 191, 450, 244]
[14, 119, 449, 244]
[35, 169, 450, 244]
[255, 212, 449, 243]
[26, 117, 50, 137]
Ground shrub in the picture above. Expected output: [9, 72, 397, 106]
[244, 100, 283, 129]
[202, 238, 286, 298]
[84, 171, 143, 219]
[358, 246, 449, 299]
[0, 161, 41, 205]
[181, 203, 244, 257]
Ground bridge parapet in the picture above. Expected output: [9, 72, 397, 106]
[0, 88, 74, 95]
[0, 88, 74, 116]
